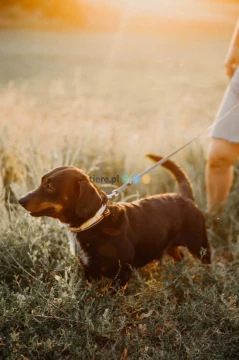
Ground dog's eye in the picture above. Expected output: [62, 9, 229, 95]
[46, 183, 54, 192]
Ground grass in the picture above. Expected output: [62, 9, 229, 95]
[0, 27, 239, 359]
[0, 209, 239, 359]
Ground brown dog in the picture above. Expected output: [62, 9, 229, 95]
[19, 155, 211, 287]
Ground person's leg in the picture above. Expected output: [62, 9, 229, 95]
[206, 138, 239, 214]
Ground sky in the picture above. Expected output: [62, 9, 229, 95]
[104, 0, 203, 15]
[88, 0, 238, 22]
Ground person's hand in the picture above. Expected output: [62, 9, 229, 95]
[224, 46, 239, 78]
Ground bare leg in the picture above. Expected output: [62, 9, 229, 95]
[206, 138, 239, 214]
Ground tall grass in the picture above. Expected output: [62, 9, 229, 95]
[0, 209, 239, 359]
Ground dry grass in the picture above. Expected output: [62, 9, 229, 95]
[0, 28, 230, 189]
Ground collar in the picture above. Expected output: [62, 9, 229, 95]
[68, 204, 109, 233]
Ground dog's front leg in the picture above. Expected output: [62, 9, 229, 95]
[84, 265, 101, 283]
[110, 264, 132, 289]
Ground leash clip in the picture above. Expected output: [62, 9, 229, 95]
[107, 190, 119, 199]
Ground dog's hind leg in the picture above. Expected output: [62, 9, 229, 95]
[185, 229, 211, 264]
[184, 205, 211, 264]
[166, 244, 184, 261]
[165, 233, 186, 262]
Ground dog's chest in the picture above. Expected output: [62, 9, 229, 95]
[67, 232, 90, 267]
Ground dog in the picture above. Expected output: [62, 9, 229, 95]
[19, 154, 211, 287]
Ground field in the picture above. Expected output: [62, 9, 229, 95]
[0, 25, 239, 359]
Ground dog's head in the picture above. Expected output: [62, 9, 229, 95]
[19, 166, 107, 225]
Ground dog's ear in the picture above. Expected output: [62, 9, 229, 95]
[75, 179, 102, 219]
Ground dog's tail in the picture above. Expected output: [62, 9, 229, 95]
[146, 154, 194, 201]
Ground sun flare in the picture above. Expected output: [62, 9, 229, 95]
[89, 0, 236, 23]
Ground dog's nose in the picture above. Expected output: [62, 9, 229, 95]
[19, 197, 27, 207]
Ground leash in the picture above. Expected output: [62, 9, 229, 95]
[107, 102, 239, 199]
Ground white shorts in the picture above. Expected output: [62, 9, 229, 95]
[211, 66, 239, 143]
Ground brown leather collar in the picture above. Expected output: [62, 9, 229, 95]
[68, 204, 109, 233]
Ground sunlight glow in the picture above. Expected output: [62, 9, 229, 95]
[98, 0, 136, 89]
[89, 0, 235, 22]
